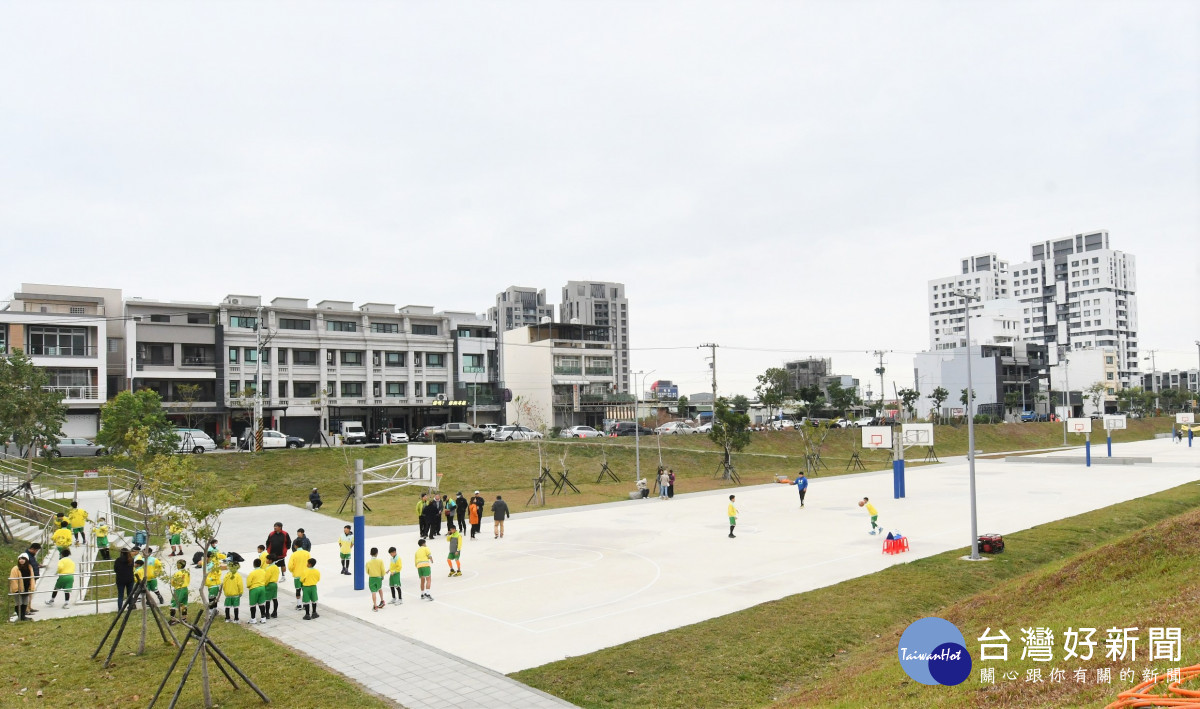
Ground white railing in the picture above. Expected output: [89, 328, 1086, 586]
[44, 386, 99, 400]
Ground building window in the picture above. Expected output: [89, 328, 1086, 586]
[341, 382, 364, 397]
[279, 318, 311, 331]
[27, 326, 88, 356]
[414, 382, 423, 397]
[228, 347, 238, 363]
[107, 338, 119, 353]
[463, 353, 484, 370]
[229, 381, 240, 397]
[427, 382, 446, 396]
[1105, 356, 1114, 364]
[1106, 372, 1114, 380]
[457, 329, 472, 338]
[230, 316, 257, 329]
[326, 350, 335, 365]
[327, 320, 357, 332]
[341, 350, 364, 366]
[413, 352, 421, 367]
[261, 381, 271, 398]
[182, 345, 215, 366]
[386, 382, 406, 397]
[412, 324, 438, 336]
[149, 314, 171, 323]
[69, 306, 85, 315]
[293, 349, 317, 365]
[293, 381, 317, 398]
[426, 353, 445, 368]
[326, 382, 336, 396]
[244, 348, 258, 363]
[385, 352, 405, 367]
[371, 322, 399, 334]
[187, 313, 211, 325]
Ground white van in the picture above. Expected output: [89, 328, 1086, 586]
[176, 429, 218, 454]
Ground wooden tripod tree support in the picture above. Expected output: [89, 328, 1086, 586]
[148, 606, 270, 709]
[92, 581, 177, 668]
[595, 440, 621, 483]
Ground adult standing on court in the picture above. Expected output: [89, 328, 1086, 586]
[422, 496, 442, 538]
[454, 492, 468, 532]
[9, 554, 33, 621]
[265, 522, 291, 581]
[491, 495, 510, 539]
[794, 472, 808, 508]
[470, 491, 486, 519]
[667, 469, 676, 498]
[658, 469, 671, 500]
[416, 493, 429, 538]
[113, 547, 135, 610]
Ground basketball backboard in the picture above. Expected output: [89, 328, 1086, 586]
[862, 426, 893, 450]
[901, 423, 934, 447]
[406, 443, 437, 481]
[1102, 415, 1127, 431]
[1066, 417, 1092, 434]
[1176, 413, 1195, 425]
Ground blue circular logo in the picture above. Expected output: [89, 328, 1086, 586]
[897, 617, 972, 686]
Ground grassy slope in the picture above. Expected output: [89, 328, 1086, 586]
[46, 419, 1169, 528]
[509, 479, 1200, 709]
[0, 612, 394, 709]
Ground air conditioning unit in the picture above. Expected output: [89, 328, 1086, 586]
[231, 298, 241, 305]
[436, 394, 447, 401]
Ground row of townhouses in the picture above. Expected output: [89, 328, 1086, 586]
[0, 280, 634, 441]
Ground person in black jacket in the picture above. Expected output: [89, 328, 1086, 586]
[422, 498, 442, 538]
[293, 528, 312, 552]
[454, 492, 468, 532]
[113, 547, 135, 610]
[265, 522, 292, 580]
[309, 488, 323, 511]
[491, 496, 511, 539]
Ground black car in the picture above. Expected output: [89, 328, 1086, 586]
[611, 422, 653, 436]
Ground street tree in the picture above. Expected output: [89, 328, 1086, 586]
[0, 350, 67, 476]
[930, 387, 949, 422]
[1004, 390, 1022, 417]
[676, 395, 689, 419]
[730, 394, 750, 411]
[708, 397, 751, 480]
[959, 388, 977, 418]
[827, 380, 860, 417]
[755, 367, 790, 423]
[796, 385, 825, 417]
[175, 382, 204, 432]
[896, 388, 921, 421]
[97, 389, 177, 458]
[1086, 382, 1109, 416]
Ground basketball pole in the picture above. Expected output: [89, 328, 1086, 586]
[353, 459, 365, 592]
[892, 428, 905, 499]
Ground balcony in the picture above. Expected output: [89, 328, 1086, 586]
[462, 366, 486, 374]
[28, 345, 97, 357]
[182, 356, 216, 367]
[44, 386, 99, 400]
[584, 367, 613, 376]
[552, 392, 635, 406]
[553, 366, 582, 376]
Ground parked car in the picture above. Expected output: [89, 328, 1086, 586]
[655, 421, 698, 435]
[388, 431, 410, 443]
[494, 425, 543, 441]
[338, 421, 367, 445]
[766, 419, 795, 431]
[694, 422, 713, 433]
[175, 429, 218, 454]
[41, 436, 107, 458]
[479, 424, 500, 437]
[239, 430, 306, 450]
[414, 426, 440, 442]
[431, 422, 491, 443]
[834, 418, 853, 428]
[611, 422, 654, 437]
[560, 425, 603, 438]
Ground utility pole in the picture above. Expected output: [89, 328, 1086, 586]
[1144, 349, 1159, 412]
[253, 305, 264, 453]
[873, 350, 888, 417]
[698, 343, 719, 410]
[951, 290, 981, 561]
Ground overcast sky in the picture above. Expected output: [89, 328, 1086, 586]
[2, 2, 1197, 398]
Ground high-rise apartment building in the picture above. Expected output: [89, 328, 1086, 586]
[488, 287, 555, 333]
[560, 281, 629, 393]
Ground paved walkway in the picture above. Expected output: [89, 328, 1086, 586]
[253, 604, 576, 709]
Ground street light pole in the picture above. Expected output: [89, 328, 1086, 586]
[952, 290, 981, 561]
[633, 369, 654, 483]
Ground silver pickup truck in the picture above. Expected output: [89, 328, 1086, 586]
[431, 422, 490, 443]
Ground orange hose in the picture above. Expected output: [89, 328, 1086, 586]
[1106, 665, 1200, 708]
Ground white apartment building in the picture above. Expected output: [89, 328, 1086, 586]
[560, 281, 629, 393]
[219, 296, 500, 442]
[489, 286, 555, 333]
[500, 323, 630, 430]
[1049, 347, 1122, 416]
[927, 232, 1138, 387]
[1, 288, 111, 436]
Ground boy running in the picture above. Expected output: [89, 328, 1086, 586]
[46, 548, 74, 608]
[246, 558, 267, 624]
[365, 547, 386, 611]
[168, 521, 184, 556]
[415, 538, 434, 601]
[67, 501, 88, 545]
[860, 497, 881, 535]
[222, 563, 245, 623]
[301, 558, 320, 620]
[288, 541, 311, 610]
[387, 547, 402, 605]
[169, 559, 190, 624]
[446, 525, 463, 577]
[338, 525, 354, 575]
[94, 517, 110, 560]
[728, 495, 738, 538]
[263, 554, 281, 618]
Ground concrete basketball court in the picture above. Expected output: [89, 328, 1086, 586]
[217, 437, 1199, 674]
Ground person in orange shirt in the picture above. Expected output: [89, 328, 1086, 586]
[468, 498, 481, 539]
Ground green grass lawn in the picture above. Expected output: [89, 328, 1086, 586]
[510, 479, 1200, 709]
[39, 419, 1170, 530]
[0, 611, 395, 708]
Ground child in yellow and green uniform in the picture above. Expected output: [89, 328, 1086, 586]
[300, 557, 320, 620]
[246, 559, 268, 625]
[415, 538, 434, 601]
[256, 545, 269, 571]
[288, 542, 311, 610]
[46, 548, 74, 608]
[67, 501, 88, 545]
[204, 554, 223, 609]
[94, 517, 110, 560]
[387, 546, 403, 605]
[446, 525, 463, 577]
[366, 547, 386, 611]
[861, 497, 881, 535]
[134, 558, 148, 607]
[52, 526, 72, 556]
[142, 547, 166, 605]
[168, 521, 184, 557]
[222, 563, 245, 623]
[728, 495, 738, 539]
[337, 525, 353, 575]
[169, 559, 190, 623]
[263, 554, 281, 619]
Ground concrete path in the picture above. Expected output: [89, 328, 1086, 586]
[253, 604, 575, 709]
